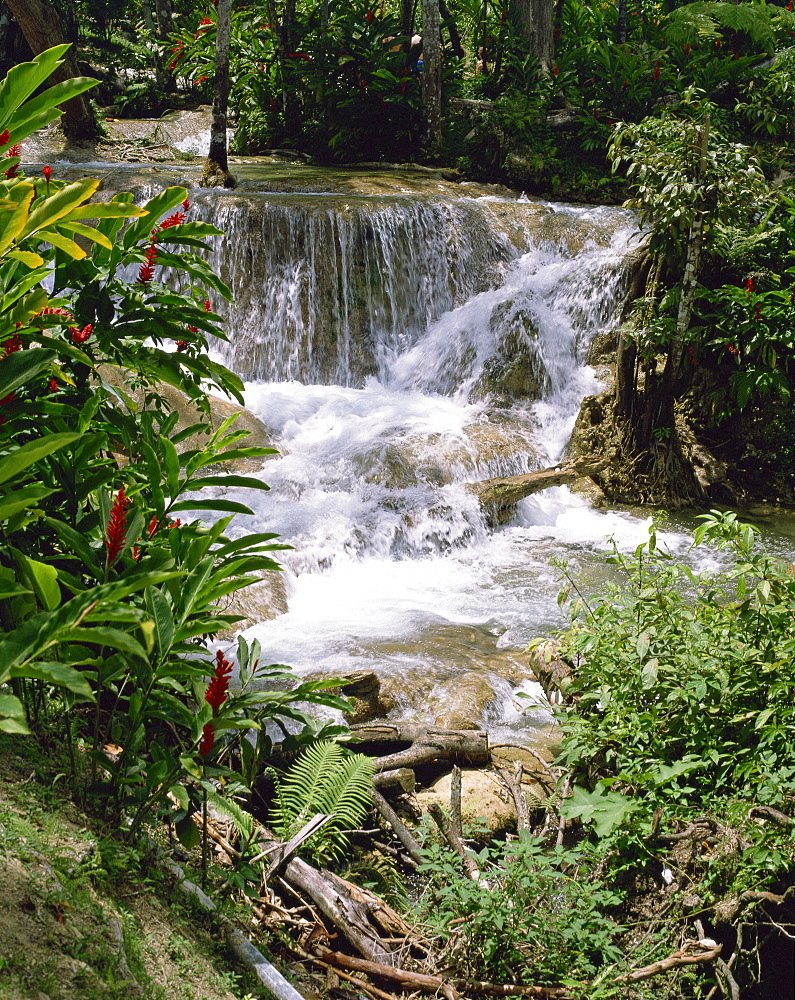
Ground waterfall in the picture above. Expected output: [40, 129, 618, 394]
[178, 174, 649, 743]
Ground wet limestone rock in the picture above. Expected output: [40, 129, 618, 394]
[99, 367, 280, 473]
[217, 572, 289, 635]
[416, 767, 547, 838]
[428, 671, 499, 730]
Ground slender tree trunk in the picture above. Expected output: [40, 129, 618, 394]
[154, 0, 174, 88]
[6, 0, 100, 140]
[663, 118, 710, 398]
[439, 0, 464, 60]
[201, 0, 236, 188]
[616, 0, 628, 44]
[421, 0, 442, 156]
[401, 0, 414, 41]
[511, 0, 554, 76]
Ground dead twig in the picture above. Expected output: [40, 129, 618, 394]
[612, 939, 722, 985]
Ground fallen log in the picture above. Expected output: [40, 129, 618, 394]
[372, 767, 416, 794]
[318, 950, 573, 999]
[612, 939, 722, 985]
[351, 724, 490, 770]
[466, 459, 607, 525]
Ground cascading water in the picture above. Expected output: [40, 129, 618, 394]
[181, 170, 657, 746]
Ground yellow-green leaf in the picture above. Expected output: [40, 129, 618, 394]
[6, 249, 44, 267]
[56, 221, 113, 250]
[38, 229, 86, 259]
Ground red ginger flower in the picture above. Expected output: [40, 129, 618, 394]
[3, 334, 22, 355]
[137, 240, 158, 285]
[199, 722, 215, 756]
[48, 379, 59, 392]
[746, 276, 754, 294]
[0, 129, 9, 147]
[0, 391, 16, 405]
[105, 488, 129, 566]
[159, 209, 187, 230]
[42, 164, 52, 182]
[205, 649, 233, 713]
[70, 323, 93, 344]
[176, 338, 190, 349]
[148, 513, 159, 538]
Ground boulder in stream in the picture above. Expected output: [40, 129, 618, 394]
[416, 767, 547, 838]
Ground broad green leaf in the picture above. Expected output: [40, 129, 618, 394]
[122, 186, 188, 248]
[145, 586, 176, 658]
[0, 346, 55, 400]
[0, 694, 30, 734]
[23, 178, 100, 236]
[186, 474, 271, 492]
[169, 498, 255, 515]
[11, 660, 93, 698]
[37, 229, 86, 259]
[0, 431, 80, 486]
[0, 484, 55, 520]
[6, 249, 44, 267]
[14, 552, 60, 611]
[640, 658, 658, 690]
[56, 221, 113, 250]
[0, 183, 34, 253]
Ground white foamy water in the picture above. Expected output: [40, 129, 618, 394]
[189, 198, 673, 741]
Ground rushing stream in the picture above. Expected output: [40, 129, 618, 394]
[55, 161, 794, 747]
[179, 167, 650, 745]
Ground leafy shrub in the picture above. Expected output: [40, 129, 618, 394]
[416, 832, 623, 986]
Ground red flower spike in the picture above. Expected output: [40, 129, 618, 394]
[176, 339, 190, 350]
[71, 323, 93, 344]
[366, 10, 374, 22]
[204, 299, 211, 311]
[148, 514, 158, 538]
[42, 164, 52, 182]
[169, 518, 182, 529]
[199, 722, 215, 756]
[105, 488, 129, 566]
[0, 129, 9, 147]
[552, 64, 559, 76]
[186, 325, 198, 333]
[3, 335, 22, 356]
[0, 391, 16, 405]
[137, 241, 158, 285]
[754, 304, 762, 322]
[745, 277, 754, 294]
[48, 379, 59, 392]
[159, 210, 187, 230]
[182, 198, 190, 210]
[205, 649, 233, 713]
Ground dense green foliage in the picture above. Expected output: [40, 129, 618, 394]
[417, 834, 623, 988]
[0, 47, 349, 857]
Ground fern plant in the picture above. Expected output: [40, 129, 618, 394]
[269, 741, 375, 865]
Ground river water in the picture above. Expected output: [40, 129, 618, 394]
[79, 162, 795, 744]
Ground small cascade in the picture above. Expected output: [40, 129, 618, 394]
[191, 185, 633, 392]
[180, 171, 647, 743]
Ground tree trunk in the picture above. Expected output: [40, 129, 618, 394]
[511, 0, 554, 76]
[421, 0, 442, 156]
[616, 0, 628, 44]
[202, 0, 236, 188]
[5, 0, 99, 140]
[439, 0, 465, 60]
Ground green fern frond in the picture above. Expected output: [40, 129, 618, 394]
[344, 853, 408, 910]
[665, 2, 775, 47]
[709, 222, 784, 267]
[270, 741, 375, 863]
[207, 791, 255, 849]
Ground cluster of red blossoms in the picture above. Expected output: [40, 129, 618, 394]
[138, 200, 190, 286]
[199, 649, 234, 756]
[105, 487, 130, 567]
